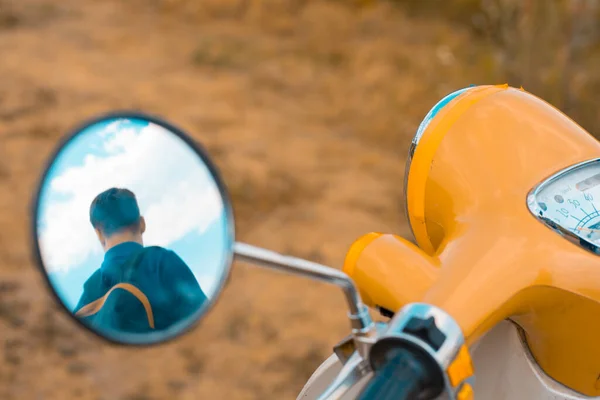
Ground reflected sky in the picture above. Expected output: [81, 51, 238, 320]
[37, 118, 229, 310]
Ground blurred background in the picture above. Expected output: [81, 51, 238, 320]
[0, 0, 599, 399]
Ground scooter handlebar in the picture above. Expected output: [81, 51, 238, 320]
[357, 348, 433, 400]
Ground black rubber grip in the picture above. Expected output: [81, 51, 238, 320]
[357, 349, 426, 400]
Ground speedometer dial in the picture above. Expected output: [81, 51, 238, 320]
[528, 159, 600, 254]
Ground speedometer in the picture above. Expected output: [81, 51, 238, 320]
[528, 158, 600, 254]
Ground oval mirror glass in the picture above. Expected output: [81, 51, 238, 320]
[32, 113, 234, 345]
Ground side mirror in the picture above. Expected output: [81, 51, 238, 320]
[31, 112, 235, 345]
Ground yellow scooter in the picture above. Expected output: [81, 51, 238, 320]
[31, 84, 600, 399]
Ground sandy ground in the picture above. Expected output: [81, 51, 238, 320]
[0, 1, 490, 399]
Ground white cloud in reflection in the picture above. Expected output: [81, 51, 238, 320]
[38, 119, 224, 279]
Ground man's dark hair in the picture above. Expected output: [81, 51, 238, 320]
[90, 188, 141, 236]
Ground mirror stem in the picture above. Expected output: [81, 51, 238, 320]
[233, 242, 374, 334]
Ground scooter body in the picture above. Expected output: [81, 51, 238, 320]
[29, 84, 600, 400]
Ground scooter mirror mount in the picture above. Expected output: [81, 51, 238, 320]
[234, 242, 375, 334]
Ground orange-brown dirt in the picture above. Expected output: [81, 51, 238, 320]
[0, 0, 564, 399]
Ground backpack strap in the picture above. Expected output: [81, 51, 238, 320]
[75, 283, 155, 329]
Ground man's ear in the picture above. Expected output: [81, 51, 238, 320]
[139, 216, 146, 234]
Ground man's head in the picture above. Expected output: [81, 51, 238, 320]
[90, 188, 146, 250]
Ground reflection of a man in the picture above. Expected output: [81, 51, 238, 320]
[74, 187, 208, 333]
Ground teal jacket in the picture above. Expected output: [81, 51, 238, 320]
[74, 242, 207, 334]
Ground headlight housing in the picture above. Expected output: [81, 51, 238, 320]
[403, 87, 476, 235]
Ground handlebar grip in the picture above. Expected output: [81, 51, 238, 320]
[357, 349, 427, 400]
